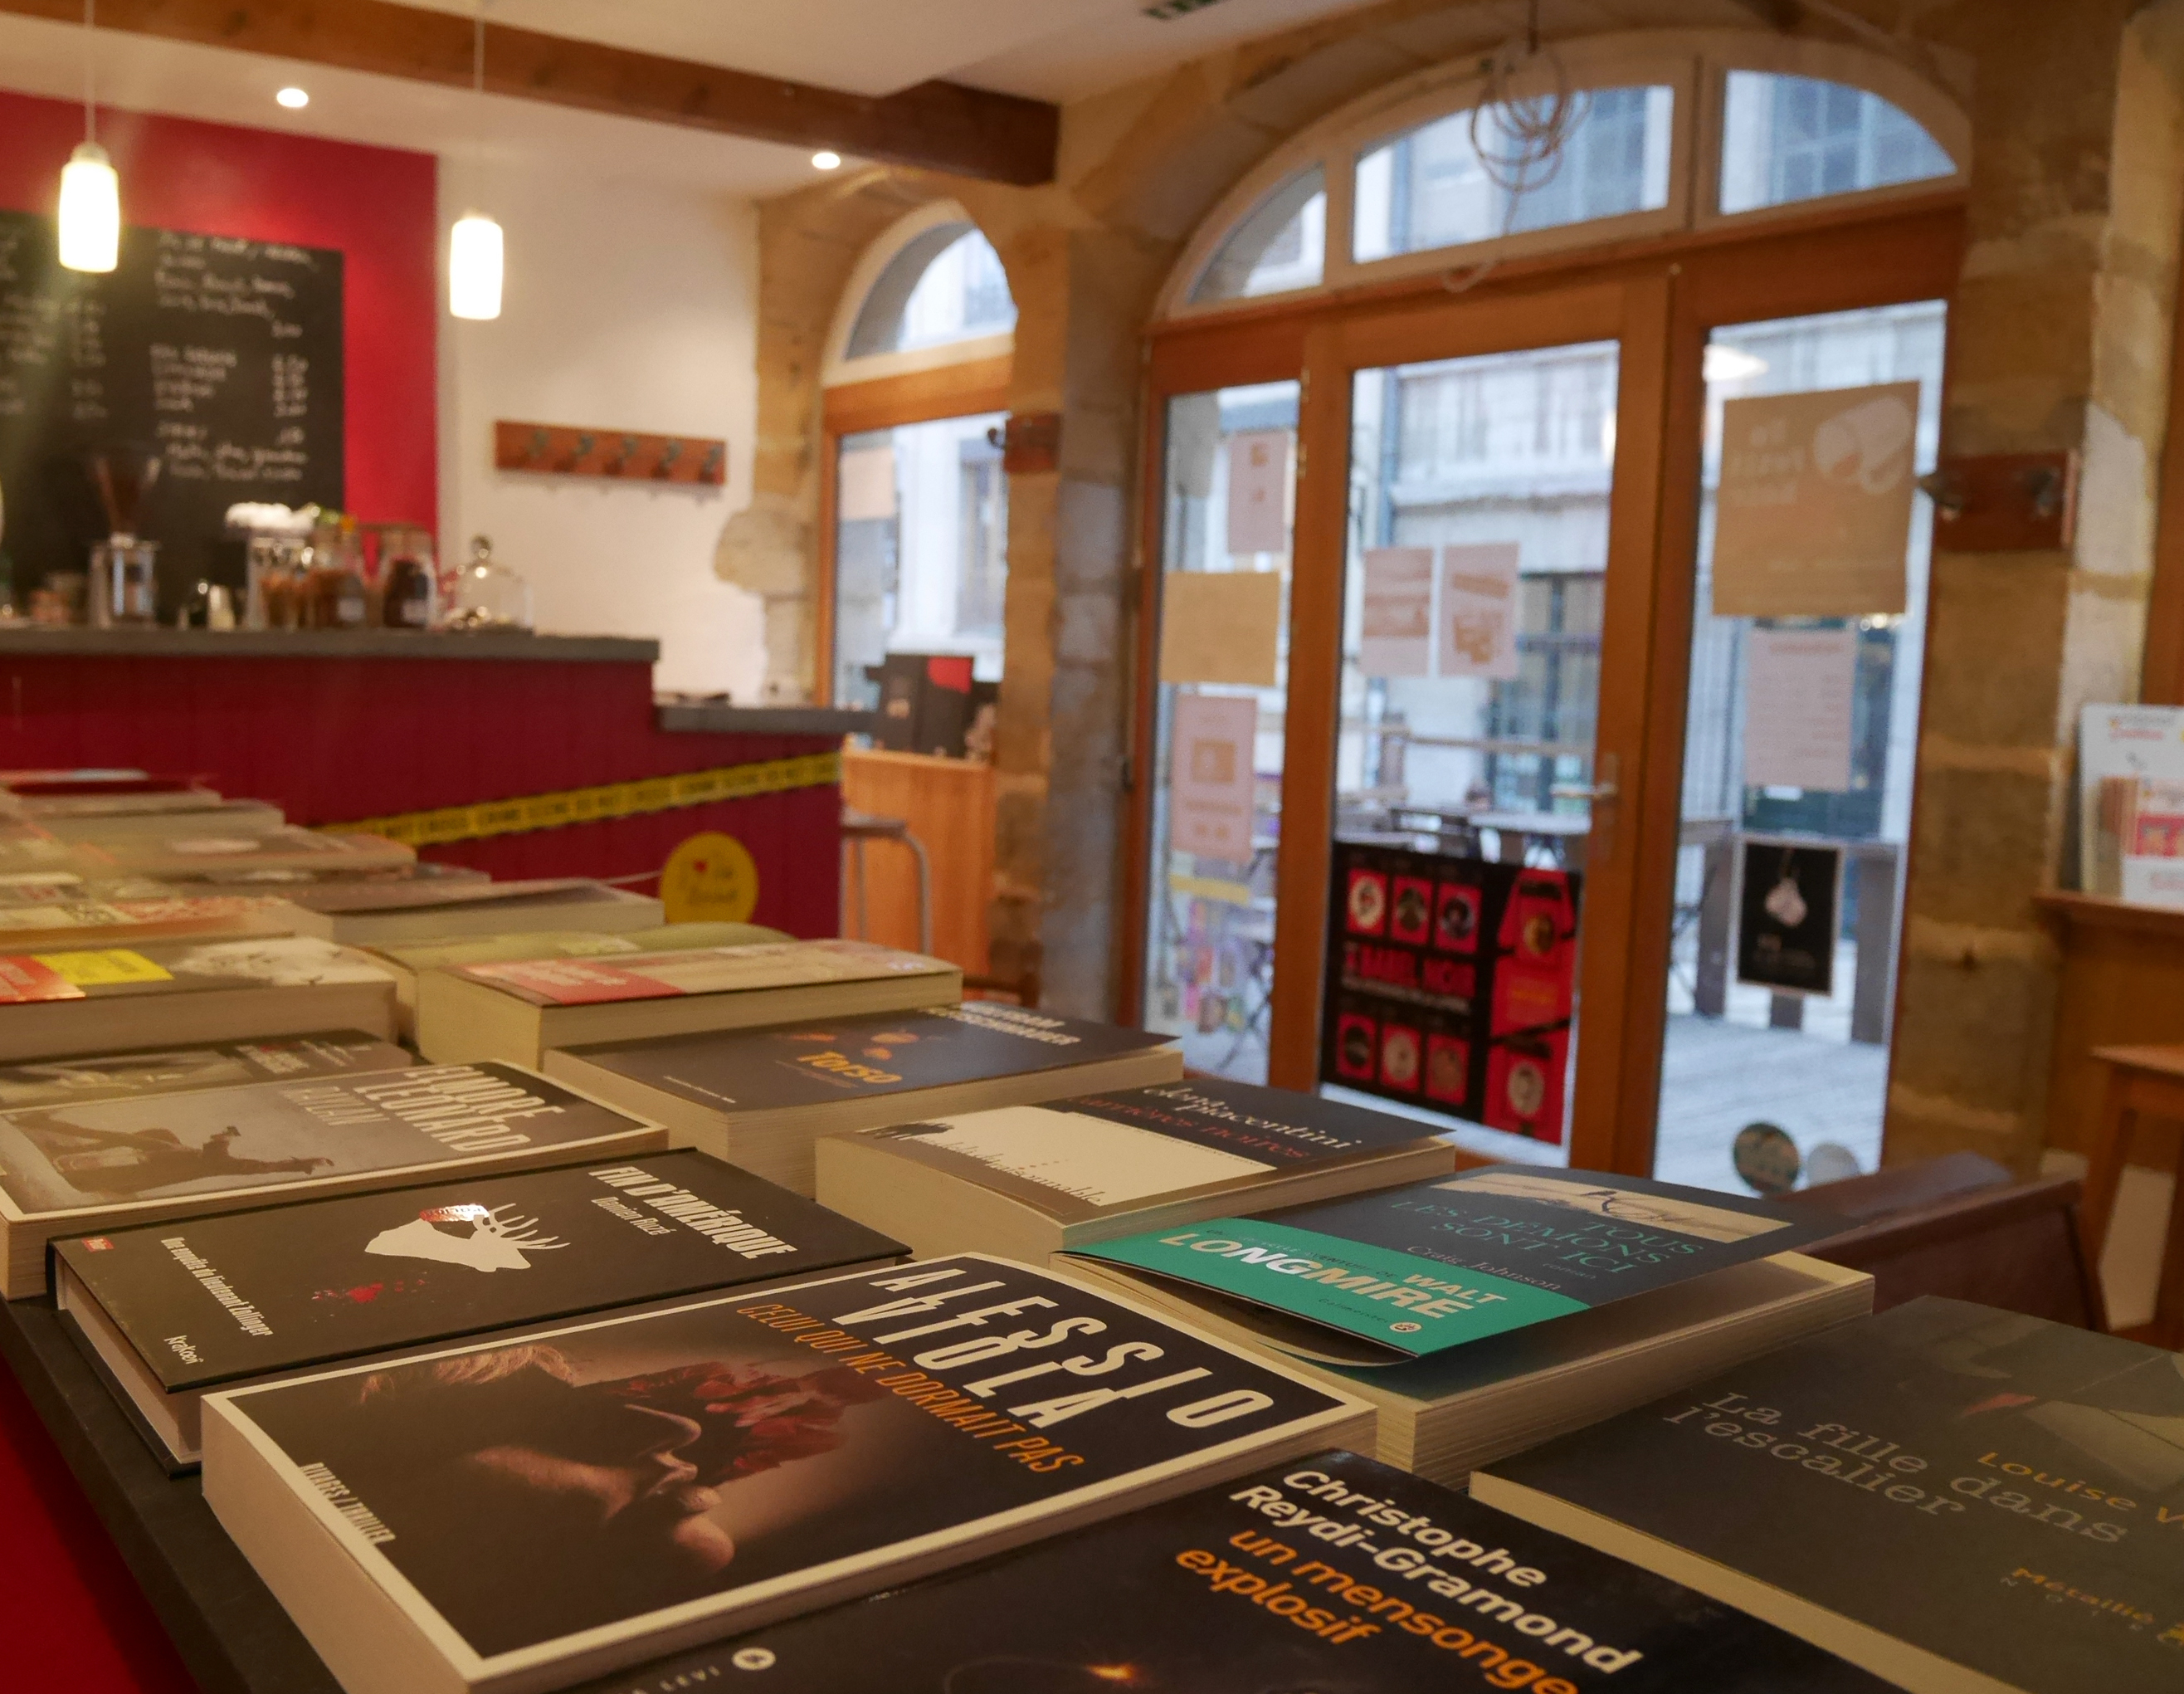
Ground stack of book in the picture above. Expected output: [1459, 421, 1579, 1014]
[0, 769, 2152, 1694]
[1053, 1164, 1871, 1486]
[1473, 1297, 2182, 1693]
[552, 1002, 1187, 1194]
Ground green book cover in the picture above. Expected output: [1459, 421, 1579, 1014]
[1073, 1165, 1842, 1361]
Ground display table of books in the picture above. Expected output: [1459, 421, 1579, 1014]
[0, 787, 2172, 1694]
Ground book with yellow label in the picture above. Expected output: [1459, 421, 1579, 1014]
[0, 936, 397, 1061]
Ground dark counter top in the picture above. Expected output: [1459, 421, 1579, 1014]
[656, 701, 874, 736]
[0, 627, 660, 662]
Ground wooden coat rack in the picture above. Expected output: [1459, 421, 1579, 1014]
[494, 419, 727, 486]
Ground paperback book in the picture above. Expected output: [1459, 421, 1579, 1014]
[813, 1076, 1455, 1258]
[366, 921, 785, 1036]
[551, 1002, 1183, 1194]
[1069, 1164, 1846, 1364]
[2, 779, 222, 818]
[1474, 1296, 2184, 1694]
[202, 1254, 1376, 1694]
[0, 886, 300, 951]
[56, 1148, 907, 1467]
[416, 938, 962, 1067]
[0, 1029, 411, 1113]
[41, 798, 286, 845]
[573, 1448, 1893, 1693]
[0, 935, 398, 1060]
[85, 827, 416, 881]
[0, 1060, 665, 1297]
[281, 877, 666, 945]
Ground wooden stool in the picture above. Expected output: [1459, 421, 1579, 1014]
[2079, 1044, 2184, 1347]
[840, 808, 932, 955]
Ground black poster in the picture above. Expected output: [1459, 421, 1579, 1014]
[1735, 838, 1841, 997]
[1318, 841, 1579, 1146]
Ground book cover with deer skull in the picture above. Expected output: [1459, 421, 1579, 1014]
[55, 1150, 908, 1394]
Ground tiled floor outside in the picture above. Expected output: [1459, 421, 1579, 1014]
[1333, 934, 1893, 1195]
[1655, 934, 1889, 1192]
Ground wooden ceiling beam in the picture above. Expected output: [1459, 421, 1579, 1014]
[0, 0, 1060, 185]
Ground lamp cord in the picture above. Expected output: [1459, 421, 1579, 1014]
[82, 0, 95, 145]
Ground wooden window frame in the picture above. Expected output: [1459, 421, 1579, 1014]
[1121, 191, 1965, 1176]
[2148, 265, 2184, 706]
[816, 354, 1012, 707]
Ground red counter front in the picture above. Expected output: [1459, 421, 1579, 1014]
[0, 631, 851, 937]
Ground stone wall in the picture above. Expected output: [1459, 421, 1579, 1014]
[721, 0, 2178, 1163]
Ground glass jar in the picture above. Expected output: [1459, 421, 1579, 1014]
[90, 539, 159, 627]
[445, 535, 533, 630]
[378, 528, 437, 629]
[302, 515, 368, 629]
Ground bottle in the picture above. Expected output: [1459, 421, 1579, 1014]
[378, 529, 437, 629]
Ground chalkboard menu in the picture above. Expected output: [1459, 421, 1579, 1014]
[0, 207, 344, 601]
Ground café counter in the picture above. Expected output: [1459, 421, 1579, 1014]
[0, 627, 870, 935]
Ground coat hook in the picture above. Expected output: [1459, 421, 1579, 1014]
[656, 439, 683, 480]
[700, 442, 724, 482]
[524, 427, 548, 464]
[1915, 469, 1966, 520]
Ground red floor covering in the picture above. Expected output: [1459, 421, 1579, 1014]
[0, 1362, 197, 1692]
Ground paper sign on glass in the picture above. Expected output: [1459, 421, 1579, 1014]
[1169, 693, 1259, 863]
[1158, 571, 1283, 686]
[1359, 548, 1433, 678]
[836, 444, 898, 523]
[1743, 626, 1857, 792]
[1712, 381, 1919, 618]
[1436, 543, 1521, 681]
[1226, 430, 1291, 556]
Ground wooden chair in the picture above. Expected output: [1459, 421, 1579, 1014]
[2077, 1043, 2184, 1348]
[1779, 1154, 2106, 1331]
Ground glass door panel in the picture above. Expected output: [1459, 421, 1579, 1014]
[1653, 301, 1945, 1192]
[1141, 381, 1299, 1082]
[831, 411, 1008, 709]
[1328, 340, 1620, 1164]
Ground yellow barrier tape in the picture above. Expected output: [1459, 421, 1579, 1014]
[320, 750, 842, 848]
[1167, 873, 1257, 908]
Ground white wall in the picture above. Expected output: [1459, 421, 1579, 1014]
[436, 158, 766, 698]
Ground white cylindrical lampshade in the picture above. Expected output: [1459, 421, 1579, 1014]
[449, 211, 504, 320]
[58, 141, 120, 274]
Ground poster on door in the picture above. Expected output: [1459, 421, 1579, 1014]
[1438, 542, 1523, 680]
[1743, 626, 1857, 791]
[1169, 693, 1259, 862]
[1712, 381, 1920, 618]
[1359, 547, 1434, 677]
[1226, 429, 1292, 556]
[1735, 837, 1842, 998]
[1320, 838, 1581, 1145]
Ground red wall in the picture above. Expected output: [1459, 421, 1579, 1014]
[0, 89, 437, 529]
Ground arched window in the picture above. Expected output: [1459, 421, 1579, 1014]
[1157, 33, 1967, 320]
[822, 205, 1016, 717]
[843, 223, 1016, 359]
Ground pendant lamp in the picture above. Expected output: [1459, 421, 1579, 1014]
[449, 7, 503, 320]
[58, 0, 119, 274]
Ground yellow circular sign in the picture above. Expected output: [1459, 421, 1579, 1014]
[661, 832, 760, 924]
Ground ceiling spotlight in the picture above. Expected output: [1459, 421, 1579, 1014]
[812, 150, 841, 171]
[275, 86, 310, 110]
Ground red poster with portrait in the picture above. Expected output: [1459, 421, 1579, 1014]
[1321, 842, 1579, 1146]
